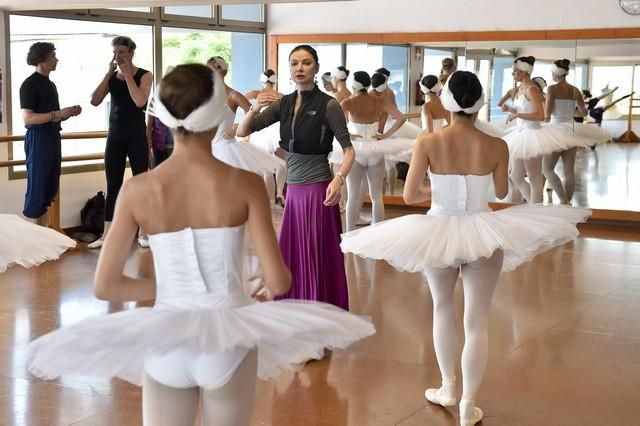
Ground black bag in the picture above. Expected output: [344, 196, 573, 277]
[396, 162, 410, 181]
[80, 191, 105, 235]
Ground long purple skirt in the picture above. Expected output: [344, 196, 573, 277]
[277, 180, 349, 310]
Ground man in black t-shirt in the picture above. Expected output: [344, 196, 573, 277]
[19, 42, 81, 226]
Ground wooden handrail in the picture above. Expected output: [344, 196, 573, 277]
[0, 153, 105, 168]
[0, 131, 108, 143]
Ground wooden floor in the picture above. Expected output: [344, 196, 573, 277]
[0, 213, 639, 425]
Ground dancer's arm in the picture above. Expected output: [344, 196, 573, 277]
[544, 86, 555, 122]
[246, 173, 291, 300]
[498, 88, 515, 113]
[507, 86, 544, 123]
[595, 86, 618, 101]
[236, 97, 281, 137]
[94, 179, 155, 302]
[574, 88, 587, 117]
[379, 99, 406, 139]
[404, 134, 431, 204]
[231, 89, 252, 113]
[601, 93, 632, 112]
[492, 139, 510, 199]
[326, 99, 354, 206]
[90, 53, 116, 106]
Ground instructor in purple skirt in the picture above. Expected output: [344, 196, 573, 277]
[237, 45, 355, 310]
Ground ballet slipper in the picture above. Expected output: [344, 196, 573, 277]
[424, 378, 456, 407]
[460, 396, 484, 426]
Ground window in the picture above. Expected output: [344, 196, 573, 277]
[106, 7, 151, 13]
[348, 44, 409, 112]
[221, 4, 263, 23]
[590, 64, 637, 115]
[163, 5, 214, 19]
[162, 28, 263, 120]
[489, 56, 515, 123]
[9, 15, 153, 169]
[278, 43, 342, 95]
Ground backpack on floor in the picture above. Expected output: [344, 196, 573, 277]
[80, 191, 105, 235]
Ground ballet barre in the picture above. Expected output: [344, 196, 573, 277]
[0, 131, 108, 232]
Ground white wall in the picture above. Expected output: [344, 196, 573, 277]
[268, 0, 639, 34]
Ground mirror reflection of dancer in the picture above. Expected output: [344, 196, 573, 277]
[542, 59, 589, 204]
[337, 71, 408, 231]
[342, 71, 590, 426]
[499, 56, 583, 204]
[20, 42, 82, 227]
[320, 71, 337, 95]
[27, 64, 374, 425]
[88, 36, 153, 249]
[237, 45, 355, 311]
[579, 86, 631, 126]
[207, 57, 285, 179]
[246, 69, 287, 207]
[332, 66, 352, 103]
[420, 75, 448, 133]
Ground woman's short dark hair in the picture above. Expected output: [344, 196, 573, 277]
[554, 58, 571, 71]
[441, 58, 456, 72]
[353, 71, 371, 91]
[421, 75, 439, 90]
[112, 36, 136, 51]
[514, 56, 535, 66]
[159, 64, 214, 134]
[448, 71, 483, 117]
[264, 69, 276, 78]
[289, 45, 319, 64]
[371, 72, 386, 88]
[582, 89, 592, 99]
[26, 42, 55, 66]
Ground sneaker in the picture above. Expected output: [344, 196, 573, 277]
[87, 237, 104, 249]
[137, 235, 150, 248]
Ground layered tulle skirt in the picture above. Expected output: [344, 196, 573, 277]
[27, 298, 374, 385]
[544, 121, 612, 146]
[341, 204, 590, 272]
[213, 139, 285, 175]
[249, 122, 281, 154]
[503, 125, 587, 160]
[0, 214, 76, 272]
[329, 138, 415, 166]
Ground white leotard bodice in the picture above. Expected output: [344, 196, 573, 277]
[550, 99, 577, 124]
[148, 225, 249, 308]
[514, 94, 542, 130]
[212, 105, 236, 145]
[348, 122, 380, 141]
[427, 172, 492, 216]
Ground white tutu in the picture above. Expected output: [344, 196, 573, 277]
[341, 173, 590, 272]
[27, 299, 374, 384]
[503, 125, 587, 160]
[544, 121, 612, 146]
[329, 122, 414, 166]
[27, 226, 374, 385]
[214, 139, 285, 175]
[0, 214, 76, 272]
[249, 122, 281, 154]
[385, 119, 423, 139]
[475, 119, 504, 138]
[342, 204, 590, 272]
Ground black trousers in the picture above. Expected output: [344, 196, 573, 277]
[104, 123, 148, 221]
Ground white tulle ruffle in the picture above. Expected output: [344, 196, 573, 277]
[341, 204, 590, 272]
[27, 300, 374, 385]
[214, 139, 284, 175]
[0, 214, 76, 272]
[544, 121, 612, 146]
[249, 122, 281, 154]
[503, 125, 587, 160]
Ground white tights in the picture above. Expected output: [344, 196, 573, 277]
[142, 350, 257, 426]
[346, 160, 386, 231]
[423, 250, 503, 404]
[385, 160, 398, 195]
[510, 156, 544, 203]
[542, 148, 576, 204]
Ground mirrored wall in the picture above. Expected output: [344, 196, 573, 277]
[276, 36, 640, 213]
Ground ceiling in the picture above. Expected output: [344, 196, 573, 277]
[0, 0, 344, 11]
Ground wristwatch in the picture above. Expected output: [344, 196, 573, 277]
[335, 172, 344, 185]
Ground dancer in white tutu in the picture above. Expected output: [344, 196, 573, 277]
[341, 71, 590, 426]
[245, 69, 287, 206]
[332, 66, 352, 103]
[333, 71, 412, 231]
[207, 57, 285, 176]
[0, 214, 75, 273]
[27, 64, 374, 425]
[421, 75, 449, 133]
[370, 71, 421, 194]
[499, 56, 583, 203]
[542, 59, 594, 204]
